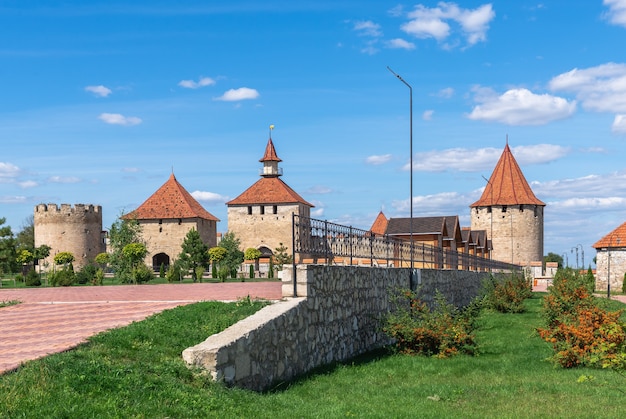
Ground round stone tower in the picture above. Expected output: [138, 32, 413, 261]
[34, 203, 104, 270]
[470, 143, 545, 265]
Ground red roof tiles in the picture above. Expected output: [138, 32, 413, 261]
[470, 144, 545, 207]
[226, 177, 313, 207]
[260, 138, 282, 162]
[592, 221, 626, 249]
[123, 173, 219, 221]
[369, 211, 388, 236]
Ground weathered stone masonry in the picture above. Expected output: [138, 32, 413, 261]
[183, 265, 489, 392]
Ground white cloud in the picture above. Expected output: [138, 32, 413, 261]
[535, 171, 626, 199]
[215, 87, 259, 101]
[178, 77, 216, 89]
[85, 85, 112, 97]
[311, 208, 325, 217]
[436, 87, 454, 98]
[467, 87, 576, 125]
[98, 113, 142, 126]
[0, 195, 27, 204]
[408, 144, 570, 172]
[48, 176, 80, 184]
[18, 180, 38, 188]
[0, 162, 20, 181]
[353, 20, 382, 37]
[392, 191, 465, 214]
[305, 185, 333, 194]
[422, 110, 434, 120]
[612, 114, 626, 134]
[190, 190, 229, 204]
[365, 154, 392, 165]
[604, 0, 626, 27]
[386, 38, 416, 50]
[401, 2, 495, 47]
[549, 63, 626, 113]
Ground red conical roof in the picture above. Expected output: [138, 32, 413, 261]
[470, 144, 545, 207]
[123, 173, 219, 221]
[369, 211, 388, 236]
[259, 138, 282, 162]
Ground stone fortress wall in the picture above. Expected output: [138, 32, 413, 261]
[183, 264, 489, 392]
[34, 203, 104, 270]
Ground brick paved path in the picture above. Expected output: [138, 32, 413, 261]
[0, 282, 282, 375]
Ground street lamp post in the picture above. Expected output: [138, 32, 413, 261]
[570, 246, 579, 270]
[388, 66, 414, 284]
[562, 252, 568, 268]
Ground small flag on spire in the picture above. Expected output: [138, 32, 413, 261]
[269, 124, 275, 139]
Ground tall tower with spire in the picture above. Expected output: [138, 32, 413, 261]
[470, 143, 545, 265]
[226, 130, 313, 260]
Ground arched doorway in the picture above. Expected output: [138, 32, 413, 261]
[152, 253, 170, 271]
[257, 246, 273, 272]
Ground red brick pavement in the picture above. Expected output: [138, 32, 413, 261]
[0, 282, 282, 375]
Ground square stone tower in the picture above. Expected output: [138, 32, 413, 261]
[226, 133, 313, 259]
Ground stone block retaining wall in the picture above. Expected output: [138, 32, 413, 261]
[183, 265, 490, 392]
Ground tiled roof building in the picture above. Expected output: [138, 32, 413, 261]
[470, 142, 545, 265]
[227, 135, 313, 260]
[592, 221, 626, 293]
[123, 173, 219, 269]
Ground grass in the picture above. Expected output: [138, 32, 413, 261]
[0, 300, 19, 308]
[1, 294, 625, 418]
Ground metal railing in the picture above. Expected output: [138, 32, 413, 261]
[292, 214, 520, 272]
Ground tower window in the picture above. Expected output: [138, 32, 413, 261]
[502, 206, 507, 213]
[273, 205, 278, 214]
[487, 206, 491, 213]
[247, 206, 252, 215]
[260, 206, 265, 215]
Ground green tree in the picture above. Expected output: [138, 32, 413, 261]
[16, 249, 34, 267]
[33, 244, 51, 274]
[95, 252, 110, 266]
[544, 252, 564, 269]
[219, 232, 244, 278]
[0, 217, 17, 275]
[244, 247, 262, 261]
[54, 251, 75, 267]
[122, 243, 150, 284]
[108, 215, 144, 282]
[15, 215, 34, 252]
[178, 229, 209, 282]
[273, 242, 292, 270]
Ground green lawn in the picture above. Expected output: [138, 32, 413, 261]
[1, 294, 625, 418]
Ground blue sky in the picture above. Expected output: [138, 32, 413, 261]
[2, 1, 626, 267]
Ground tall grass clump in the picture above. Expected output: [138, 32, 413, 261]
[481, 272, 532, 313]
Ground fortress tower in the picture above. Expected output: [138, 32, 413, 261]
[470, 143, 545, 265]
[34, 203, 104, 270]
[122, 173, 219, 269]
[227, 134, 313, 259]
